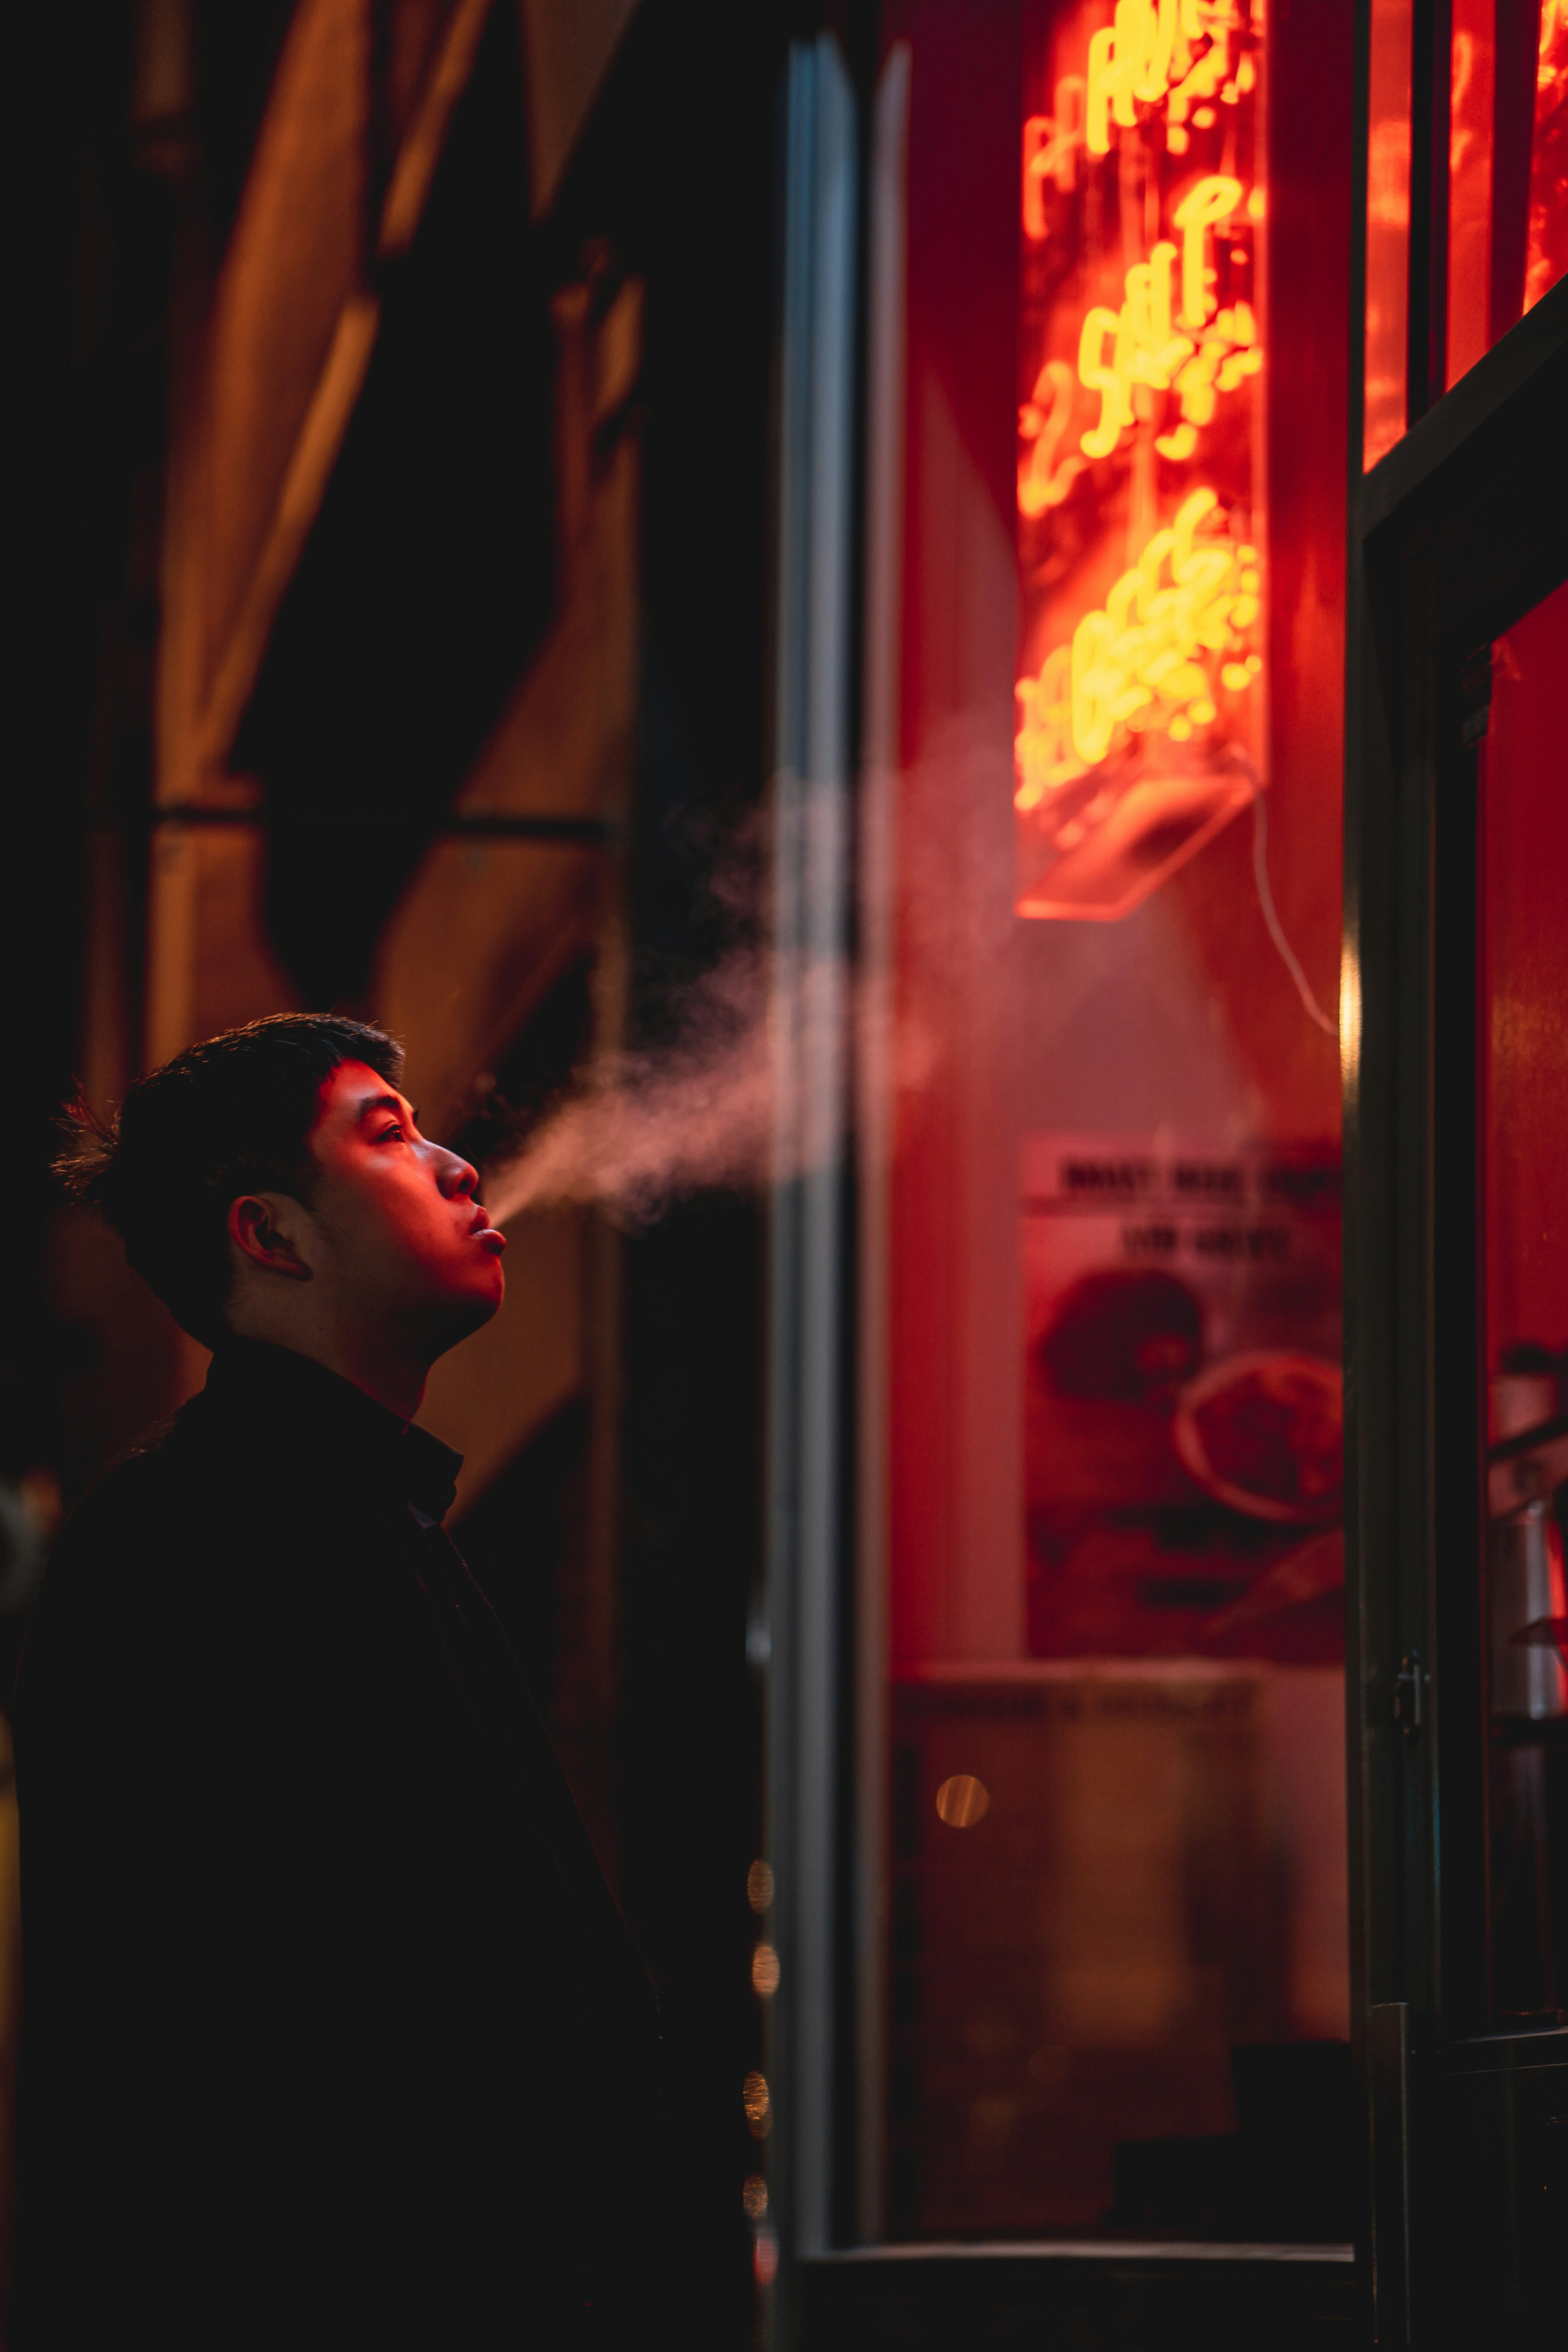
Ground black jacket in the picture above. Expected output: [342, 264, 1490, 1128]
[10, 1341, 664, 2347]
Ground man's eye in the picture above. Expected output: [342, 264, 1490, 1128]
[378, 1124, 404, 1142]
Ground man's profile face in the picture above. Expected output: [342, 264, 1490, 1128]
[301, 1061, 506, 1344]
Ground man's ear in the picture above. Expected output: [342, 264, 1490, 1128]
[227, 1193, 313, 1281]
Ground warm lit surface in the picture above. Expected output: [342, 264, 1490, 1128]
[1526, 0, 1568, 309]
[1363, 0, 1411, 466]
[1015, 0, 1265, 919]
[1447, 0, 1496, 384]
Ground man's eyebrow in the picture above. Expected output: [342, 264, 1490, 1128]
[353, 1092, 412, 1125]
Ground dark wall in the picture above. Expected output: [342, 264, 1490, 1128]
[237, 0, 559, 1009]
[5, 3, 291, 1501]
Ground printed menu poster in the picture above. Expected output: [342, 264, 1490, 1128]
[1022, 1133, 1343, 1661]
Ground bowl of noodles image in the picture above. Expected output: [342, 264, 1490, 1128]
[1173, 1352, 1343, 1525]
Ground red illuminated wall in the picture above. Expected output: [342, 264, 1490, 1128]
[883, 0, 1352, 1667]
[1483, 575, 1568, 1371]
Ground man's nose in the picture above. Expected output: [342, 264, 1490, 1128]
[432, 1145, 479, 1198]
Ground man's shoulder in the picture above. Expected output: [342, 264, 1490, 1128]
[54, 1403, 227, 1558]
[19, 1404, 263, 1685]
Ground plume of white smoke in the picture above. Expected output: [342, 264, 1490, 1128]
[480, 942, 927, 1228]
[482, 944, 770, 1226]
[479, 730, 1003, 1228]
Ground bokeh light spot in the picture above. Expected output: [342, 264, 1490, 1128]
[934, 1773, 991, 1828]
[743, 2070, 772, 2136]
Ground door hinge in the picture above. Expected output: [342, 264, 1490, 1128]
[1393, 1650, 1423, 1743]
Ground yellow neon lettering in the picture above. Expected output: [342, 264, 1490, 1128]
[1083, 0, 1237, 152]
[1021, 80, 1086, 237]
[1172, 174, 1243, 327]
[1078, 306, 1134, 457]
[1017, 359, 1086, 517]
[1072, 610, 1117, 763]
[1015, 490, 1262, 781]
[1167, 30, 1230, 125]
[1014, 6, 1265, 832]
[1086, 27, 1116, 152]
[1111, 0, 1145, 126]
[1022, 117, 1050, 238]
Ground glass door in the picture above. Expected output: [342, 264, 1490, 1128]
[1344, 239, 1568, 2350]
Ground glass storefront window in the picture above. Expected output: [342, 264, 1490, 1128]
[872, 0, 1352, 2246]
[1363, 0, 1412, 467]
[1480, 575, 1568, 2027]
[1364, 0, 1568, 468]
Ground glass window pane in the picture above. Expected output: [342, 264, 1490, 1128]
[1364, 0, 1412, 467]
[1447, 0, 1568, 391]
[1370, 0, 1568, 452]
[1482, 574, 1568, 2027]
[1525, 1, 1568, 310]
[875, 0, 1351, 2246]
[1447, 0, 1496, 384]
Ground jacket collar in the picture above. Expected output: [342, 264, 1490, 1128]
[194, 1340, 464, 1521]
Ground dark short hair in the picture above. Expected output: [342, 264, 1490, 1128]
[55, 1014, 404, 1346]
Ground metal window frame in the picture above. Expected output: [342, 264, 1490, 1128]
[765, 30, 861, 2344]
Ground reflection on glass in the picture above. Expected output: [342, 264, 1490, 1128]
[934, 1773, 990, 1828]
[1526, 0, 1568, 311]
[1373, 0, 1568, 442]
[1481, 574, 1568, 2026]
[1447, 0, 1496, 385]
[878, 0, 1350, 2249]
[1363, 0, 1412, 467]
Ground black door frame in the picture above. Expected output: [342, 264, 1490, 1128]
[1343, 260, 1568, 2344]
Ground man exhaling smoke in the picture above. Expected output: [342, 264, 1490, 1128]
[11, 1015, 670, 2348]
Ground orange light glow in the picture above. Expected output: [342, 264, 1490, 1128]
[1446, 0, 1495, 385]
[1022, 78, 1085, 236]
[934, 1773, 991, 1827]
[1526, 0, 1568, 311]
[746, 1858, 774, 1912]
[1363, 0, 1411, 466]
[751, 1942, 781, 1998]
[742, 2070, 772, 2137]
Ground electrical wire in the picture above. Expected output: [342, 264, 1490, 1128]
[1250, 786, 1338, 1036]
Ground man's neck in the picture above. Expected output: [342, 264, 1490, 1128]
[225, 1316, 427, 1425]
[306, 1337, 426, 1425]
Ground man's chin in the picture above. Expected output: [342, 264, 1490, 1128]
[425, 1270, 505, 1358]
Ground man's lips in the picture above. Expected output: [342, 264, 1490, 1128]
[468, 1210, 506, 1252]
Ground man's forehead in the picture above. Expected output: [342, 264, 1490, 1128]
[315, 1060, 408, 1126]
